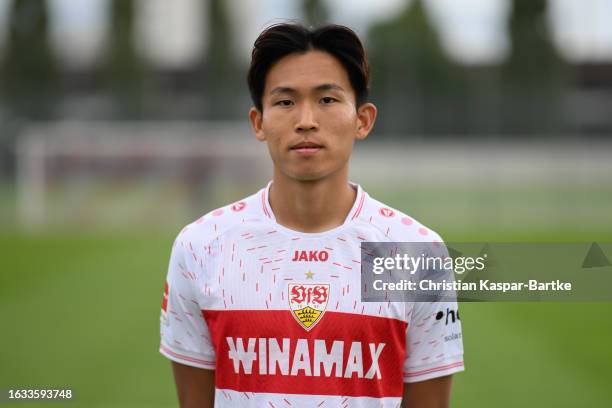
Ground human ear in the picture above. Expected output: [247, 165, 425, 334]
[355, 102, 377, 140]
[249, 107, 266, 141]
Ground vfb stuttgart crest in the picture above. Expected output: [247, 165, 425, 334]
[288, 283, 329, 331]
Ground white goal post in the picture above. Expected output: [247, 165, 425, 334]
[14, 121, 612, 231]
[15, 121, 270, 229]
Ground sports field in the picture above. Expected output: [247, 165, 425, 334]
[2, 224, 611, 408]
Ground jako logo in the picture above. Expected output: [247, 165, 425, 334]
[292, 250, 329, 262]
[435, 308, 460, 325]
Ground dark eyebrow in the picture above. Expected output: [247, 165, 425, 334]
[269, 83, 346, 96]
[269, 86, 296, 96]
[314, 83, 345, 93]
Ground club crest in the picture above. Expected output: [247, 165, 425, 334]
[288, 283, 329, 331]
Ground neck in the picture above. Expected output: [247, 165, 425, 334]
[268, 170, 356, 233]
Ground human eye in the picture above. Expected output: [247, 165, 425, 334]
[320, 96, 338, 104]
[274, 99, 294, 107]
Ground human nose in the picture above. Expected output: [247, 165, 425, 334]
[294, 102, 318, 132]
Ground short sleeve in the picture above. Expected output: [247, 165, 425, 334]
[403, 243, 464, 382]
[159, 233, 216, 369]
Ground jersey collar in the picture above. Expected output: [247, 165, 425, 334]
[259, 180, 366, 236]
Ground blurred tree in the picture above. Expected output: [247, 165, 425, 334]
[302, 0, 329, 27]
[0, 0, 59, 119]
[367, 0, 468, 136]
[103, 0, 147, 118]
[501, 0, 568, 134]
[202, 0, 242, 119]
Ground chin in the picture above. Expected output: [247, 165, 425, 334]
[280, 163, 344, 182]
[281, 168, 326, 182]
[288, 168, 339, 182]
[291, 173, 326, 182]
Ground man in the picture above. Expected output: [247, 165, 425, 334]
[160, 23, 464, 407]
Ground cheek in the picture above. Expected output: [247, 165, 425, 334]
[262, 111, 290, 137]
[324, 108, 358, 140]
[260, 115, 281, 143]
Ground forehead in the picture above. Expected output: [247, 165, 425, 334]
[264, 50, 353, 95]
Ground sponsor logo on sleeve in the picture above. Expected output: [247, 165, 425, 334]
[435, 307, 460, 325]
[435, 307, 462, 343]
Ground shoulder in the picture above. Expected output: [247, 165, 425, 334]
[356, 192, 446, 245]
[173, 187, 268, 248]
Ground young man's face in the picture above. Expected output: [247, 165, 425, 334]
[250, 50, 376, 182]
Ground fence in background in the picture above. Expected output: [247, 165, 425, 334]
[12, 120, 612, 232]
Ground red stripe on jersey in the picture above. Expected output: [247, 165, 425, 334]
[160, 343, 215, 366]
[404, 361, 464, 378]
[351, 191, 366, 220]
[261, 190, 272, 219]
[202, 310, 407, 398]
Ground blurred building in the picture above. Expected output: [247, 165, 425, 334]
[0, 0, 610, 130]
[0, 0, 610, 231]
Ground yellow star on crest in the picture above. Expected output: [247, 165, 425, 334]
[305, 270, 315, 280]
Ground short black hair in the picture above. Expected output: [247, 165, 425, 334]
[247, 22, 370, 111]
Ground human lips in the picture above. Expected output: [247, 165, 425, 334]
[290, 141, 323, 155]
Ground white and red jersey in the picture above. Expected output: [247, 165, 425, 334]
[160, 182, 464, 407]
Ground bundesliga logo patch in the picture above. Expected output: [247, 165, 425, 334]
[288, 283, 329, 331]
[161, 281, 169, 326]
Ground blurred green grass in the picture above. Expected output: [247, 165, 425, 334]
[0, 231, 176, 407]
[1, 227, 612, 407]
